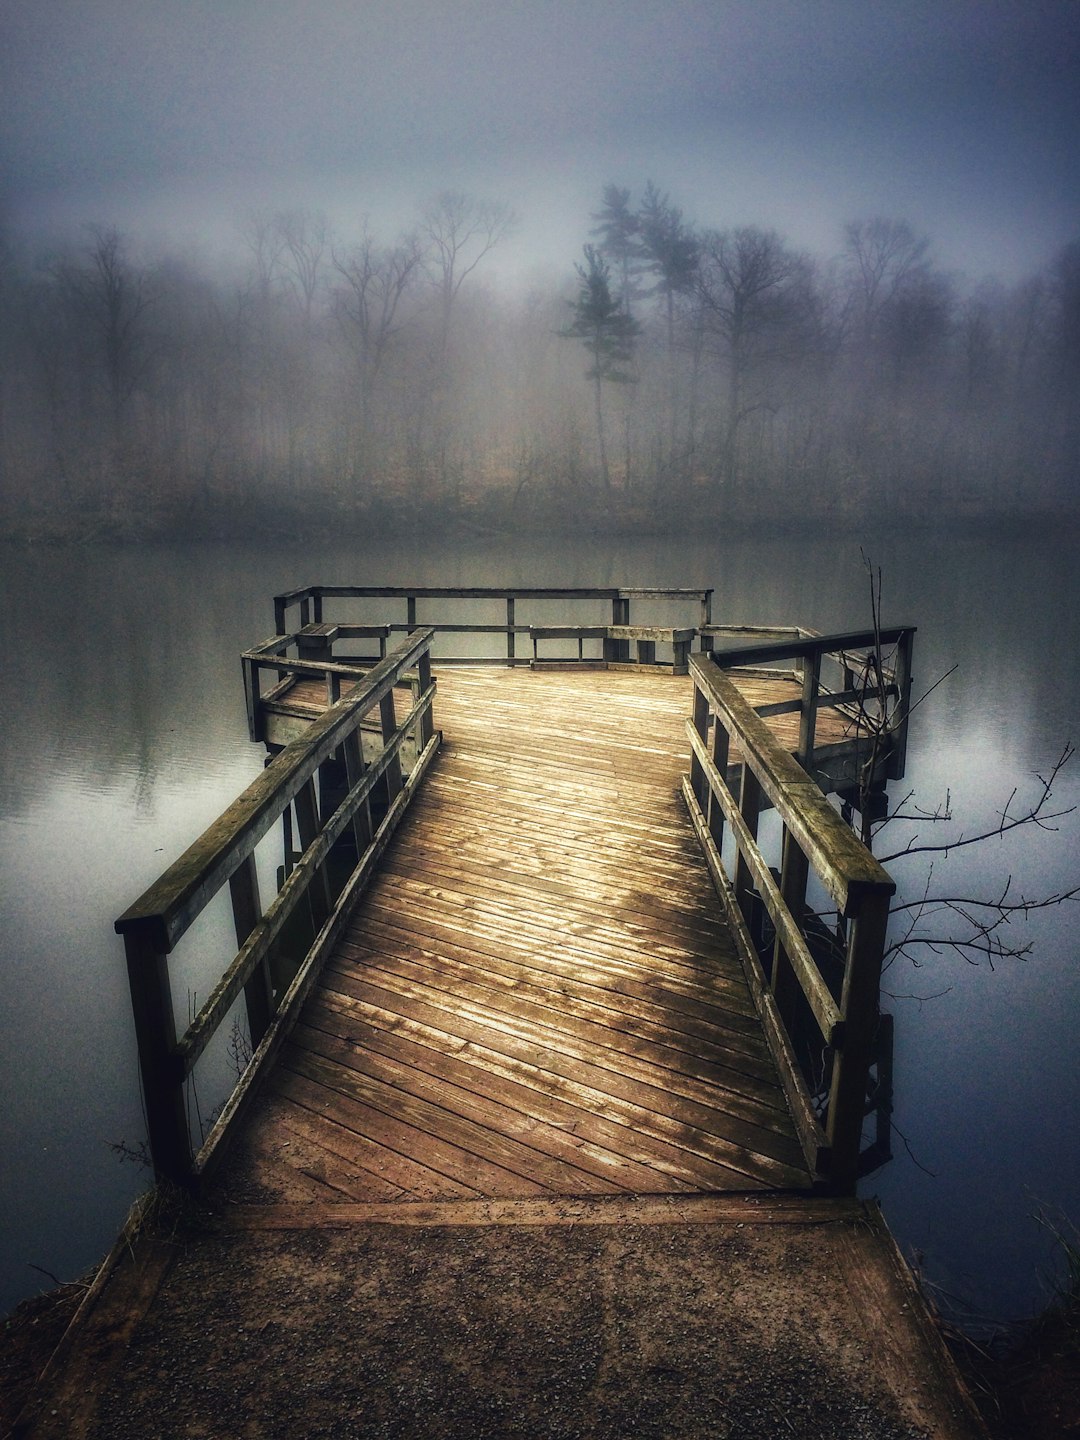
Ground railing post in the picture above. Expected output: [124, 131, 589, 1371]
[607, 595, 630, 662]
[242, 656, 261, 744]
[825, 889, 891, 1192]
[123, 932, 192, 1186]
[407, 595, 417, 633]
[689, 680, 710, 809]
[798, 648, 821, 770]
[700, 590, 714, 654]
[230, 853, 272, 1046]
[507, 597, 515, 665]
[274, 596, 287, 636]
[417, 650, 435, 748]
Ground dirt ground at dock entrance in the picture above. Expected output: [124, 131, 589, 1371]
[9, 1194, 986, 1439]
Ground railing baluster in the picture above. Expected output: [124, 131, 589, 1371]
[343, 731, 373, 855]
[734, 764, 763, 942]
[230, 853, 272, 1045]
[771, 829, 809, 1032]
[707, 717, 729, 849]
[294, 778, 331, 925]
[380, 692, 404, 801]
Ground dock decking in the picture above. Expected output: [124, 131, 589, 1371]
[13, 595, 993, 1440]
[218, 667, 811, 1205]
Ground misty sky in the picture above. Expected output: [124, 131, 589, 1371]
[3, 1, 1078, 286]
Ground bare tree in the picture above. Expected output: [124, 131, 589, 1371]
[53, 226, 158, 447]
[421, 191, 516, 369]
[332, 227, 424, 440]
[275, 208, 330, 322]
[696, 226, 812, 495]
[846, 560, 1080, 972]
[842, 217, 930, 358]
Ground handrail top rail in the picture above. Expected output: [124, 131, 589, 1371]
[529, 623, 697, 642]
[709, 625, 916, 669]
[275, 584, 713, 604]
[116, 627, 436, 954]
[689, 654, 894, 916]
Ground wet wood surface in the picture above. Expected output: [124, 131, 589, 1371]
[222, 668, 820, 1202]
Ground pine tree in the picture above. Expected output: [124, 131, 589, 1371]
[560, 245, 641, 492]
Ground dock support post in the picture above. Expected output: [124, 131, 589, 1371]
[123, 933, 192, 1186]
[826, 891, 891, 1192]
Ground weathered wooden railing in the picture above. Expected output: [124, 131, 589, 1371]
[273, 584, 715, 666]
[684, 651, 897, 1192]
[528, 624, 697, 672]
[709, 626, 916, 798]
[116, 629, 440, 1187]
[242, 624, 398, 744]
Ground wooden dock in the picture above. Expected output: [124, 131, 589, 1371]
[12, 588, 989, 1438]
[218, 666, 811, 1205]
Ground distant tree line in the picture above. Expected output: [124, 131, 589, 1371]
[0, 186, 1076, 540]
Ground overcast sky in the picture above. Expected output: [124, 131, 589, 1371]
[2, 1, 1078, 286]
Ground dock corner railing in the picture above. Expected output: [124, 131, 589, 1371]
[115, 628, 440, 1188]
[684, 649, 898, 1193]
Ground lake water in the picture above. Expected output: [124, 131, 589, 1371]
[2, 531, 1078, 1326]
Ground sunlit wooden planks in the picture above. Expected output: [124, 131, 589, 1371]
[225, 666, 814, 1203]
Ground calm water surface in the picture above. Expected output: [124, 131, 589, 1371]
[2, 532, 1078, 1324]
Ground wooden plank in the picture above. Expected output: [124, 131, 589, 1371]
[331, 928, 775, 1072]
[221, 661, 818, 1203]
[302, 993, 697, 1193]
[284, 1037, 623, 1195]
[210, 1193, 864, 1230]
[315, 960, 791, 1128]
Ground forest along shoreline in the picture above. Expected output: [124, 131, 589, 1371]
[2, 192, 1077, 546]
